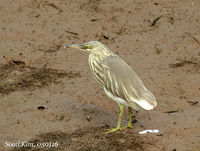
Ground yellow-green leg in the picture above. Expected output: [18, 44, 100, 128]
[105, 103, 124, 133]
[123, 107, 133, 129]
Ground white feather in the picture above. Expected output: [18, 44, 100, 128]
[135, 100, 154, 110]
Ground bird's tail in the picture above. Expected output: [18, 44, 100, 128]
[130, 89, 157, 110]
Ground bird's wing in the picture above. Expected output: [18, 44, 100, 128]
[101, 56, 156, 110]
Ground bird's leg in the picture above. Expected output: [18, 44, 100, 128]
[123, 107, 133, 129]
[117, 104, 124, 128]
[127, 107, 133, 128]
[105, 104, 124, 133]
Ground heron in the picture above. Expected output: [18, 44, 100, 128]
[64, 41, 157, 133]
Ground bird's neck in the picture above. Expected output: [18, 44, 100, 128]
[89, 51, 116, 63]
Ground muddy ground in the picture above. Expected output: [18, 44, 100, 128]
[0, 0, 200, 151]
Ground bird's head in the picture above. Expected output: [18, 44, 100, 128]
[64, 41, 113, 56]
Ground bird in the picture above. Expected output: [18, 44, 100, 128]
[64, 41, 157, 133]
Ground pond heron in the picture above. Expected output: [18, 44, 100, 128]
[64, 41, 157, 133]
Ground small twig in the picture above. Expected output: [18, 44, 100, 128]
[151, 15, 163, 26]
[43, 3, 63, 13]
[46, 3, 59, 9]
[103, 35, 109, 39]
[169, 59, 198, 68]
[42, 63, 48, 69]
[186, 33, 200, 45]
[192, 37, 200, 45]
[64, 29, 78, 36]
[187, 101, 198, 105]
[33, 0, 40, 8]
[163, 110, 177, 114]
[91, 19, 98, 21]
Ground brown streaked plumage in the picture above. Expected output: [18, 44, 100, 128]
[64, 41, 157, 133]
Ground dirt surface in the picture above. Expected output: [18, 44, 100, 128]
[0, 0, 200, 151]
[12, 126, 161, 151]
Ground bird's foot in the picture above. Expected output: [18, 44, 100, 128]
[105, 127, 121, 134]
[122, 124, 133, 129]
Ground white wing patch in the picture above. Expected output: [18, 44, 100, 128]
[135, 99, 154, 110]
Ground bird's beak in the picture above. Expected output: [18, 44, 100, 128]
[64, 44, 89, 50]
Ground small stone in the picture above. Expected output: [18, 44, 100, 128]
[59, 115, 64, 121]
[71, 138, 77, 141]
[86, 115, 91, 121]
[118, 138, 126, 143]
[37, 106, 45, 110]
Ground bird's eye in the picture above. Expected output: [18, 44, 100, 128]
[86, 45, 93, 49]
[80, 44, 93, 50]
